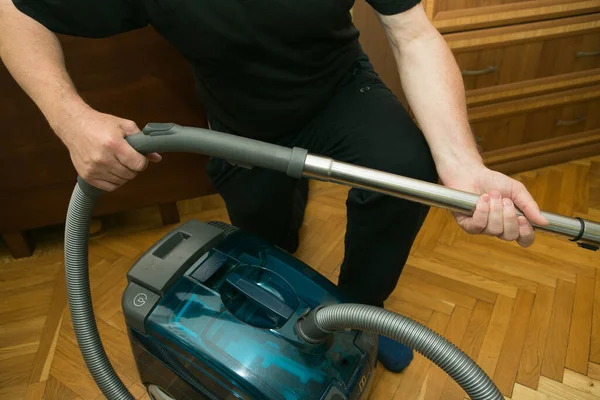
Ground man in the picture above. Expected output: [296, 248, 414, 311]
[0, 0, 548, 372]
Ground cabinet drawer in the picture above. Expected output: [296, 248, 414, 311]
[469, 85, 600, 152]
[446, 14, 600, 93]
[466, 68, 600, 107]
[423, 0, 600, 32]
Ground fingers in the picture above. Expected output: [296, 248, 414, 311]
[449, 169, 542, 247]
[116, 123, 163, 170]
[516, 216, 535, 248]
[500, 199, 519, 241]
[114, 119, 151, 173]
[147, 152, 162, 163]
[115, 141, 149, 173]
[486, 191, 504, 236]
[121, 120, 162, 164]
[120, 119, 141, 134]
[83, 172, 124, 192]
[98, 142, 160, 190]
[456, 190, 536, 248]
[67, 114, 161, 193]
[460, 194, 490, 234]
[76, 138, 142, 192]
[89, 137, 140, 181]
[483, 192, 533, 247]
[87, 179, 119, 192]
[107, 159, 137, 180]
[91, 135, 160, 190]
[511, 181, 549, 226]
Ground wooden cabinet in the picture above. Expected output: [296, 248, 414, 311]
[352, 0, 600, 175]
[421, 0, 600, 32]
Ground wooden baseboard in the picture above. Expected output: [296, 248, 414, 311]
[483, 129, 600, 174]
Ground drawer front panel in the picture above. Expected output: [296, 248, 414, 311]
[422, 0, 600, 32]
[437, 0, 547, 13]
[456, 31, 600, 92]
[471, 94, 600, 152]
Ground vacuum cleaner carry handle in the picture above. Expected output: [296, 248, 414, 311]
[225, 273, 294, 320]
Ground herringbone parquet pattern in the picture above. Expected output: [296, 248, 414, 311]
[1, 155, 599, 400]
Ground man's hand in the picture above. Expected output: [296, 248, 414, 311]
[55, 107, 162, 191]
[0, 0, 161, 191]
[0, 0, 160, 192]
[376, 4, 549, 247]
[440, 164, 549, 247]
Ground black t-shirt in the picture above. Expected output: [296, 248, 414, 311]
[13, 0, 420, 140]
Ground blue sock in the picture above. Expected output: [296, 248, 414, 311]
[377, 335, 413, 372]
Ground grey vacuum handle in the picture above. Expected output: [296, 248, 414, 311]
[132, 123, 308, 177]
[76, 122, 308, 196]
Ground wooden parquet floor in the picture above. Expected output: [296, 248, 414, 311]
[1, 155, 600, 400]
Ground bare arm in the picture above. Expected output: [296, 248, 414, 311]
[0, 0, 158, 191]
[0, 0, 88, 129]
[376, 3, 482, 181]
[376, 3, 548, 246]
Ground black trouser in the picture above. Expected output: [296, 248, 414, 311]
[205, 52, 438, 307]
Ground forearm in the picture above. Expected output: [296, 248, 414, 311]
[379, 8, 483, 176]
[0, 0, 90, 133]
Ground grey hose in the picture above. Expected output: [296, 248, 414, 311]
[65, 183, 135, 400]
[302, 304, 503, 400]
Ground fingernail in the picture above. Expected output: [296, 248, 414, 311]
[481, 194, 490, 203]
[492, 192, 501, 200]
[503, 199, 513, 209]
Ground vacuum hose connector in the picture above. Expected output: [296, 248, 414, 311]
[297, 304, 504, 400]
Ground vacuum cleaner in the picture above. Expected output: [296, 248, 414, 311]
[63, 123, 600, 400]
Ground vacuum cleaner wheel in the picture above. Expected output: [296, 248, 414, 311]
[146, 384, 176, 400]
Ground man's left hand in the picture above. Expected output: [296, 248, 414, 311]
[440, 164, 549, 248]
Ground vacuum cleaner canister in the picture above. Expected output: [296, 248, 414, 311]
[122, 219, 377, 400]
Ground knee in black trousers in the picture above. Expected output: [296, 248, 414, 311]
[204, 118, 309, 254]
[204, 51, 439, 307]
[338, 140, 438, 307]
[300, 54, 439, 307]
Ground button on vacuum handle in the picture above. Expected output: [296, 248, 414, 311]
[226, 273, 294, 320]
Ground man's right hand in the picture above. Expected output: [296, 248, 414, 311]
[55, 108, 162, 192]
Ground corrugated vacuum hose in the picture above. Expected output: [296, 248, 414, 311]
[296, 304, 503, 400]
[64, 123, 600, 400]
[65, 183, 134, 399]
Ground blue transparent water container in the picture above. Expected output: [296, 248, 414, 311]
[125, 221, 377, 400]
